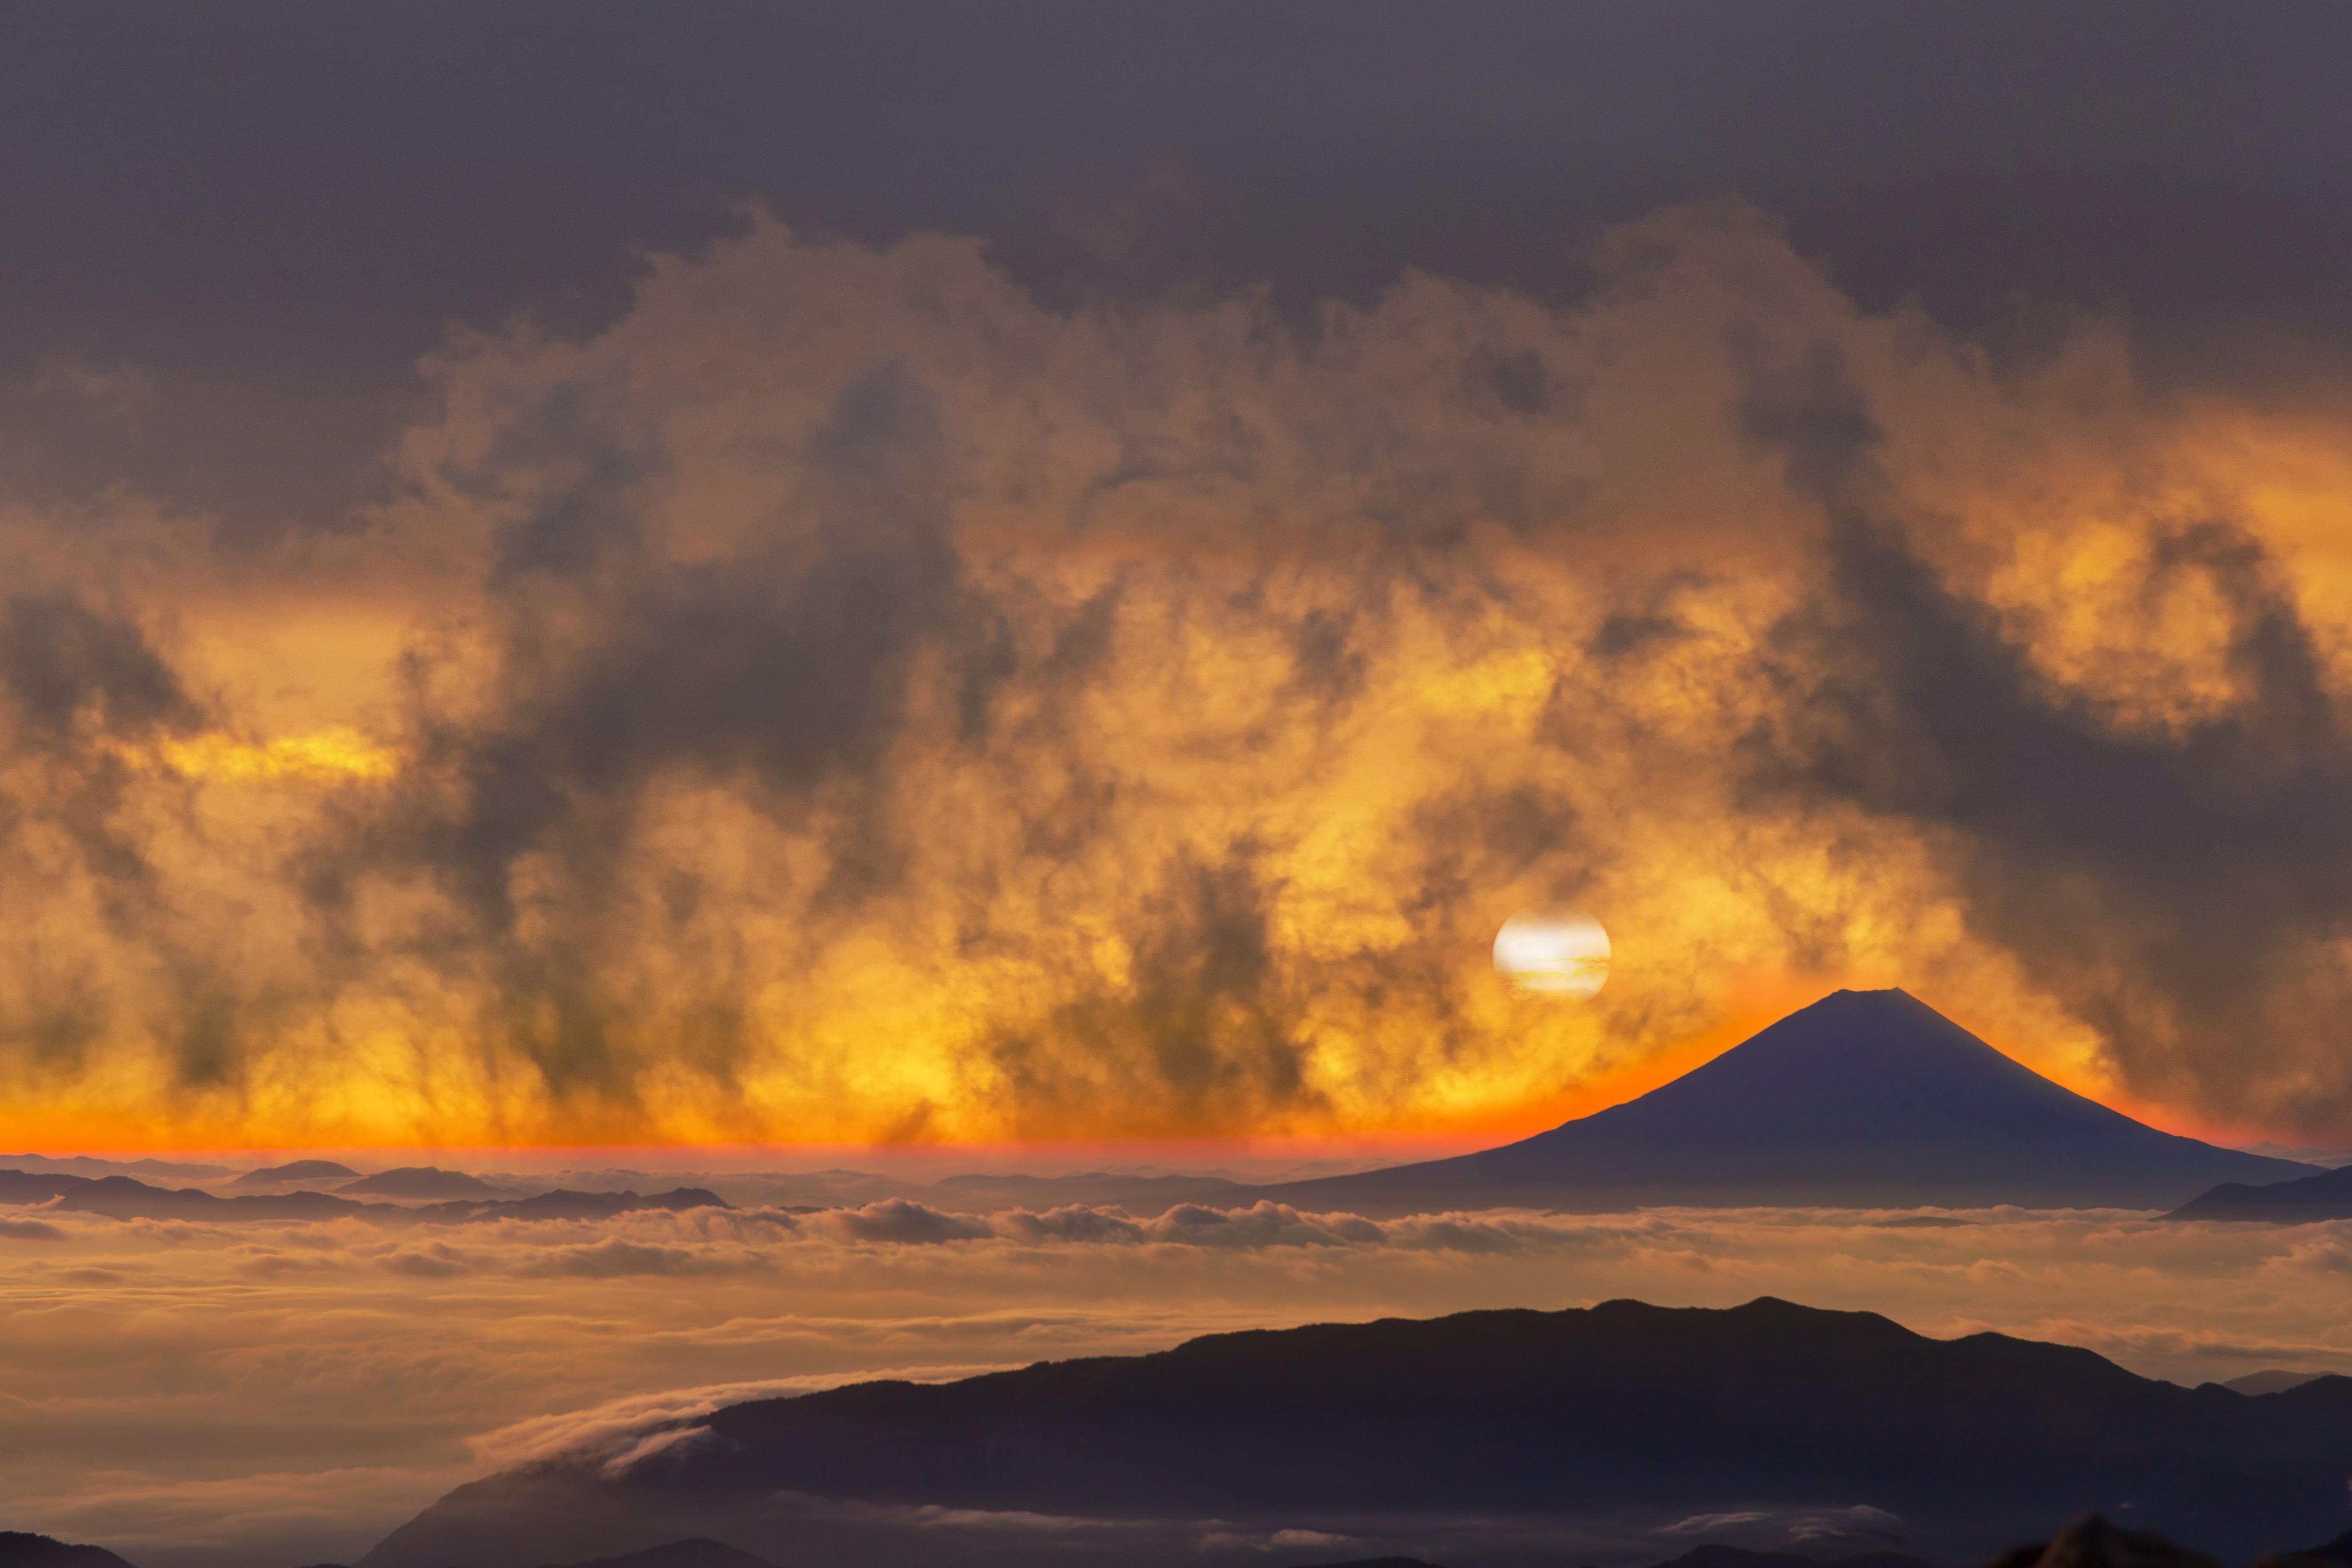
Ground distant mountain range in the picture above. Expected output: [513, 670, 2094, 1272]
[2168, 1163, 2352, 1223]
[359, 1296, 2352, 1568]
[339, 1166, 533, 1199]
[0, 1154, 231, 1180]
[227, 1159, 362, 1187]
[0, 1170, 726, 1225]
[1228, 990, 2313, 1215]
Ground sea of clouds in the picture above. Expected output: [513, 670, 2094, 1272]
[2, 1197, 2348, 1568]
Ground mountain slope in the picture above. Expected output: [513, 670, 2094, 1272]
[1236, 989, 2312, 1214]
[0, 1534, 141, 1568]
[2168, 1163, 2352, 1222]
[361, 1297, 2352, 1568]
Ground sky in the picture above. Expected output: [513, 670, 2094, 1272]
[4, 3, 2352, 1152]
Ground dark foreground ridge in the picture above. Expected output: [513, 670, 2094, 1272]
[361, 1297, 2352, 1568]
[1230, 989, 2313, 1215]
[0, 1535, 138, 1568]
[2169, 1164, 2352, 1223]
[1649, 1549, 1932, 1568]
[17, 1515, 2352, 1568]
[0, 1170, 727, 1224]
[529, 1540, 777, 1568]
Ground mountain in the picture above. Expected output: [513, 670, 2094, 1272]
[1652, 1551, 1932, 1568]
[2166, 1164, 2352, 1222]
[532, 1541, 775, 1568]
[2222, 1369, 2328, 1395]
[359, 1297, 2352, 1568]
[340, 1166, 531, 1199]
[0, 1153, 230, 1179]
[1230, 990, 2314, 1215]
[230, 1160, 361, 1186]
[0, 1170, 724, 1225]
[0, 1172, 362, 1221]
[0, 1534, 140, 1568]
[2305, 1527, 2352, 1565]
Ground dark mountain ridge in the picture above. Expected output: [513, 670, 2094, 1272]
[361, 1297, 2352, 1568]
[341, 1166, 531, 1199]
[0, 1170, 725, 1224]
[1232, 990, 2312, 1215]
[0, 1534, 140, 1568]
[230, 1160, 361, 1186]
[2168, 1164, 2352, 1222]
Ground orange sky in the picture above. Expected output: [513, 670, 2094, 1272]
[4, 206, 2352, 1154]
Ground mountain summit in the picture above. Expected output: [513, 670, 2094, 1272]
[1243, 989, 2313, 1214]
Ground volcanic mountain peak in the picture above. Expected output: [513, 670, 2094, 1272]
[1235, 987, 2314, 1213]
[1554, 987, 2125, 1141]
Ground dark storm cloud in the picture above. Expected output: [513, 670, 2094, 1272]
[987, 851, 1320, 1136]
[0, 595, 250, 1089]
[6, 2, 2352, 526]
[0, 592, 194, 915]
[302, 358, 1009, 1107]
[1737, 347, 2352, 1125]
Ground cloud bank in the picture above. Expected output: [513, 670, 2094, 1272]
[7, 1198, 2352, 1568]
[3, 200, 2352, 1145]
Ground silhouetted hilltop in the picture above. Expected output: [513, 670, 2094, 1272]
[531, 1540, 775, 1568]
[230, 1160, 360, 1186]
[0, 1153, 229, 1179]
[2168, 1164, 2352, 1222]
[0, 1532, 139, 1568]
[342, 1166, 530, 1199]
[361, 1296, 2352, 1568]
[2298, 1526, 2352, 1566]
[1655, 1550, 1932, 1568]
[0, 1171, 360, 1220]
[1232, 990, 2312, 1215]
[2221, 1369, 2328, 1395]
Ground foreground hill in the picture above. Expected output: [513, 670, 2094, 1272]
[361, 1297, 2352, 1568]
[0, 1535, 139, 1568]
[1232, 990, 2312, 1215]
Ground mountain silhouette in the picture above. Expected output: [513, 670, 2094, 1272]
[0, 1534, 139, 1568]
[529, 1541, 775, 1568]
[0, 1170, 724, 1225]
[360, 1297, 2352, 1568]
[2167, 1163, 2352, 1222]
[339, 1166, 530, 1199]
[1232, 989, 2313, 1214]
[1652, 1550, 1932, 1568]
[229, 1160, 360, 1187]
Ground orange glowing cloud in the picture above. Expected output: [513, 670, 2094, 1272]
[0, 200, 2348, 1150]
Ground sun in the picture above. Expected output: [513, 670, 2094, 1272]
[1493, 907, 1611, 999]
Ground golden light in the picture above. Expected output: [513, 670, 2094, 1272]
[1493, 907, 1611, 999]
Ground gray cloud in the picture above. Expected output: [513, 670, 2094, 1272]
[1732, 340, 2352, 1128]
